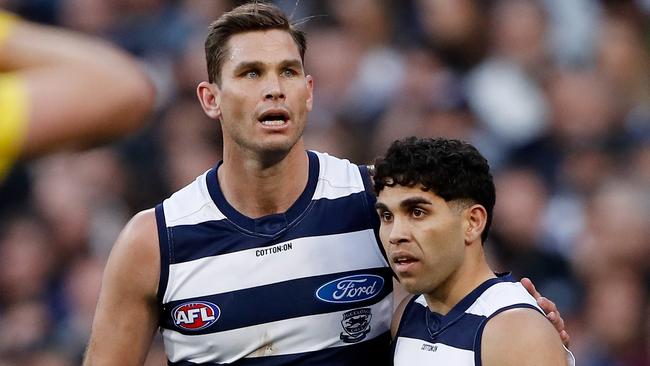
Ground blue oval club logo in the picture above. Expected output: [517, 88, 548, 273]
[172, 301, 220, 331]
[316, 274, 385, 303]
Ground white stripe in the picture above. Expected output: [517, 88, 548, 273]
[312, 151, 366, 200]
[163, 171, 226, 227]
[394, 337, 474, 365]
[164, 229, 389, 302]
[414, 294, 427, 307]
[465, 282, 540, 317]
[163, 295, 393, 364]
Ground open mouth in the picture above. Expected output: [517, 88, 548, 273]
[258, 110, 290, 126]
[393, 257, 418, 265]
[391, 254, 419, 272]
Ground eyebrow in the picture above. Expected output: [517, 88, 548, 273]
[280, 59, 303, 70]
[232, 61, 265, 74]
[232, 59, 303, 74]
[400, 197, 432, 207]
[374, 197, 432, 211]
[374, 202, 388, 210]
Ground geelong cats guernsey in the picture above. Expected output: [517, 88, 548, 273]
[393, 275, 546, 366]
[155, 151, 393, 365]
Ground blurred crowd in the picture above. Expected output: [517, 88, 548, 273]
[0, 0, 649, 365]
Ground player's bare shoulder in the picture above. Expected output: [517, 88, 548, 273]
[481, 307, 568, 366]
[120, 209, 159, 251]
[104, 208, 160, 298]
[83, 209, 161, 365]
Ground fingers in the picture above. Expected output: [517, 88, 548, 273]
[560, 330, 571, 347]
[521, 277, 541, 300]
[538, 296, 563, 329]
[536, 295, 557, 313]
[546, 310, 565, 332]
[522, 278, 572, 347]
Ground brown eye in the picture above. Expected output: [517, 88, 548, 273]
[412, 208, 425, 218]
[379, 211, 393, 222]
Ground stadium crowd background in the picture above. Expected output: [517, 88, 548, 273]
[0, 0, 648, 365]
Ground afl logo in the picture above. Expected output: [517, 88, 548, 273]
[172, 301, 220, 331]
[316, 274, 384, 303]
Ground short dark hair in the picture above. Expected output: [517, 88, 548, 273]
[205, 2, 307, 84]
[373, 137, 496, 243]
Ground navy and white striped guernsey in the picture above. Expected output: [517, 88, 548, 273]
[155, 151, 393, 365]
[393, 274, 543, 365]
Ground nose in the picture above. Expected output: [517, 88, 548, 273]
[387, 217, 410, 246]
[264, 75, 285, 101]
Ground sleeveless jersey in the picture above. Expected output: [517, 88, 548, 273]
[393, 275, 543, 365]
[155, 151, 393, 365]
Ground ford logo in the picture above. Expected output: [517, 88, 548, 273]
[316, 274, 384, 303]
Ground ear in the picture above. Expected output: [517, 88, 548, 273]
[197, 81, 222, 120]
[464, 204, 487, 245]
[305, 74, 314, 112]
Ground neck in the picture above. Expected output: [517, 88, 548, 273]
[218, 141, 309, 218]
[424, 244, 495, 315]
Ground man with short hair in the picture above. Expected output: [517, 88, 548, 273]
[83, 3, 567, 365]
[373, 137, 574, 365]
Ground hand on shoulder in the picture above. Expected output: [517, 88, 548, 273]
[481, 307, 568, 366]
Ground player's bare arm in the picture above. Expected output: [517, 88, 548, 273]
[481, 307, 568, 366]
[83, 209, 160, 366]
[0, 16, 154, 158]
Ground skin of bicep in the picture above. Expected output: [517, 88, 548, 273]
[481, 308, 568, 366]
[83, 210, 160, 366]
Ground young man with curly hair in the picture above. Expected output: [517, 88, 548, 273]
[374, 137, 574, 365]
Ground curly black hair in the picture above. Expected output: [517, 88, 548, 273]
[373, 137, 496, 243]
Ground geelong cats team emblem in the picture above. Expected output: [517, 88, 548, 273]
[340, 308, 372, 343]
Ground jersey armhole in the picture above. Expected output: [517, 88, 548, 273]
[393, 296, 420, 340]
[358, 164, 375, 194]
[391, 295, 420, 359]
[154, 203, 171, 308]
[473, 303, 542, 366]
[357, 164, 388, 263]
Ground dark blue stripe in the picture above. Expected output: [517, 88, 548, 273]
[161, 267, 393, 335]
[473, 303, 543, 366]
[391, 295, 421, 361]
[394, 295, 419, 340]
[155, 204, 170, 306]
[397, 300, 485, 351]
[168, 331, 392, 366]
[358, 164, 374, 195]
[168, 190, 377, 264]
[205, 151, 320, 235]
[357, 164, 386, 264]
